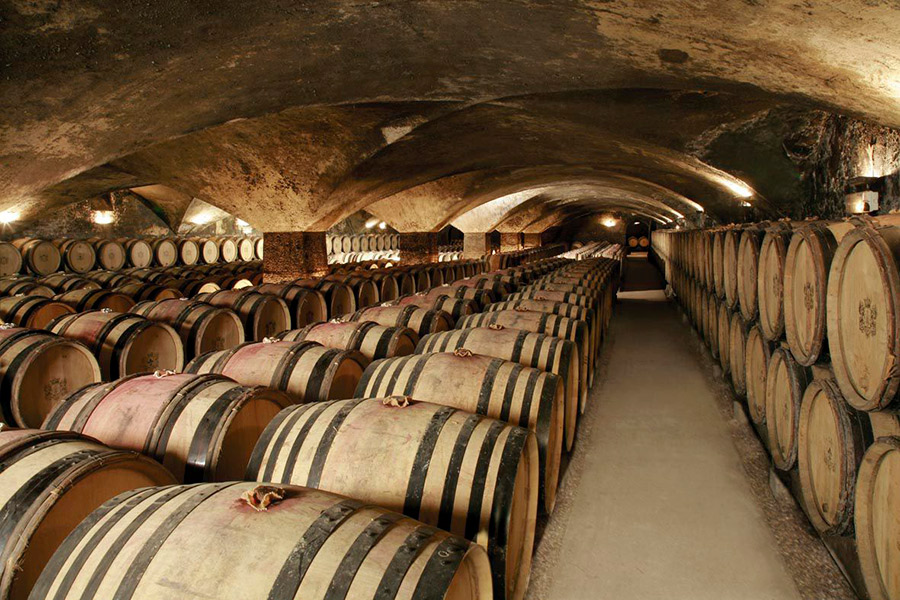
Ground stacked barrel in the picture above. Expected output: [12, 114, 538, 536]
[653, 219, 900, 600]
[0, 237, 622, 600]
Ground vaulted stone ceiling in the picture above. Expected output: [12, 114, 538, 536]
[3, 1, 899, 232]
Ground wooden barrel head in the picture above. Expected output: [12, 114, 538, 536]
[745, 324, 772, 425]
[758, 229, 791, 341]
[765, 347, 809, 470]
[94, 240, 127, 271]
[126, 240, 153, 267]
[219, 238, 238, 262]
[238, 238, 255, 261]
[61, 240, 95, 273]
[0, 242, 22, 276]
[179, 240, 200, 265]
[855, 436, 900, 600]
[729, 312, 749, 396]
[717, 302, 731, 373]
[200, 239, 219, 264]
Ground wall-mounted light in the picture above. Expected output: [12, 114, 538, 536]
[720, 177, 754, 199]
[846, 190, 879, 214]
[236, 218, 249, 227]
[740, 200, 751, 208]
[378, 221, 387, 230]
[92, 210, 115, 225]
[365, 218, 380, 229]
[190, 213, 212, 225]
[601, 216, 618, 228]
[0, 210, 20, 224]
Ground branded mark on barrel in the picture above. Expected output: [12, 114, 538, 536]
[803, 282, 815, 312]
[859, 298, 877, 338]
[145, 351, 159, 369]
[824, 445, 835, 470]
[214, 336, 226, 350]
[43, 378, 68, 403]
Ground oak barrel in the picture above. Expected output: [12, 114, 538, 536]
[0, 277, 53, 298]
[0, 242, 22, 276]
[757, 224, 793, 341]
[113, 281, 181, 302]
[277, 320, 418, 361]
[47, 310, 184, 380]
[356, 351, 564, 513]
[198, 239, 219, 264]
[293, 279, 357, 318]
[13, 239, 60, 276]
[38, 273, 99, 293]
[53, 289, 136, 313]
[729, 312, 750, 396]
[0, 429, 175, 600]
[345, 305, 453, 337]
[248, 398, 538, 600]
[0, 327, 100, 427]
[30, 481, 491, 600]
[765, 346, 809, 469]
[122, 239, 153, 268]
[745, 324, 773, 425]
[0, 296, 74, 329]
[186, 339, 367, 403]
[325, 274, 380, 308]
[723, 228, 742, 310]
[717, 302, 731, 373]
[44, 372, 290, 482]
[55, 239, 95, 273]
[396, 294, 478, 320]
[254, 283, 329, 328]
[217, 237, 238, 262]
[195, 289, 290, 341]
[737, 227, 765, 321]
[90, 239, 126, 271]
[130, 298, 245, 358]
[238, 237, 255, 261]
[177, 239, 200, 265]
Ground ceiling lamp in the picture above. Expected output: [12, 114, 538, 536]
[0, 210, 20, 224]
[92, 210, 115, 224]
[378, 221, 387, 229]
[365, 218, 380, 229]
[236, 218, 249, 227]
[720, 177, 754, 199]
[601, 215, 618, 228]
[190, 213, 212, 225]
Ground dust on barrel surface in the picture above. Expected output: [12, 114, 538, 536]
[355, 350, 563, 513]
[247, 397, 538, 600]
[0, 429, 176, 600]
[417, 325, 579, 452]
[185, 339, 367, 403]
[29, 481, 493, 600]
[0, 327, 101, 428]
[826, 224, 900, 412]
[46, 310, 184, 380]
[276, 320, 418, 361]
[43, 372, 291, 483]
[797, 378, 871, 536]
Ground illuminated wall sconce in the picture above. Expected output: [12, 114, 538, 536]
[190, 213, 213, 225]
[845, 190, 879, 214]
[0, 210, 20, 224]
[236, 218, 249, 227]
[378, 221, 387, 229]
[740, 200, 751, 208]
[92, 210, 115, 225]
[601, 216, 618, 228]
[365, 218, 380, 229]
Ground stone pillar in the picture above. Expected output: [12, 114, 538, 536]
[262, 231, 328, 282]
[399, 232, 439, 265]
[463, 232, 491, 259]
[522, 233, 542, 249]
[499, 232, 522, 253]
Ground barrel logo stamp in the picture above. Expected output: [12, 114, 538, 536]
[145, 351, 160, 370]
[43, 378, 68, 404]
[803, 282, 814, 312]
[214, 336, 226, 350]
[858, 298, 877, 338]
[824, 445, 834, 470]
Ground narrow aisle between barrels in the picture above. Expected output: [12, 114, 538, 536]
[531, 257, 801, 600]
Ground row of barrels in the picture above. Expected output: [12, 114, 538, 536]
[0, 235, 263, 277]
[655, 223, 900, 600]
[326, 232, 399, 254]
[0, 250, 616, 600]
[626, 236, 649, 249]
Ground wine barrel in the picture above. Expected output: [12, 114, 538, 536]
[47, 310, 184, 380]
[395, 294, 478, 320]
[765, 346, 809, 469]
[83, 270, 136, 289]
[0, 429, 176, 600]
[854, 436, 900, 600]
[113, 281, 182, 302]
[422, 285, 495, 311]
[0, 295, 74, 328]
[745, 324, 773, 426]
[195, 290, 290, 341]
[324, 274, 380, 307]
[186, 339, 367, 403]
[707, 293, 720, 359]
[217, 237, 238, 262]
[130, 298, 245, 358]
[487, 299, 597, 363]
[0, 241, 22, 276]
[356, 351, 563, 513]
[13, 239, 61, 276]
[293, 279, 357, 318]
[345, 305, 453, 337]
[757, 224, 793, 341]
[90, 239, 127, 271]
[177, 239, 200, 265]
[122, 239, 153, 268]
[248, 398, 538, 600]
[44, 372, 290, 482]
[417, 326, 579, 453]
[723, 228, 742, 310]
[198, 238, 219, 264]
[729, 312, 750, 396]
[457, 310, 590, 411]
[54, 288, 136, 313]
[784, 223, 846, 366]
[254, 236, 264, 259]
[0, 277, 53, 297]
[712, 230, 725, 298]
[238, 237, 255, 261]
[737, 228, 765, 321]
[254, 283, 329, 328]
[361, 271, 401, 302]
[32, 480, 491, 600]
[717, 302, 731, 373]
[277, 321, 418, 361]
[797, 378, 871, 535]
[38, 273, 100, 293]
[0, 327, 100, 427]
[55, 239, 95, 273]
[826, 224, 900, 412]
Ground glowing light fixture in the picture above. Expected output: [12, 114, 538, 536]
[846, 190, 879, 214]
[601, 216, 618, 228]
[721, 178, 754, 199]
[190, 213, 212, 225]
[236, 218, 249, 227]
[92, 210, 115, 225]
[0, 210, 20, 224]
[378, 221, 387, 230]
[740, 200, 751, 208]
[365, 218, 380, 229]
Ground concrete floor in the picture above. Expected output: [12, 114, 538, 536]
[527, 261, 805, 599]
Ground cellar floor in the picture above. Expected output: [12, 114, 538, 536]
[526, 271, 803, 598]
